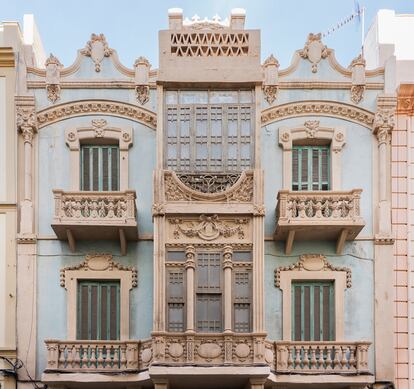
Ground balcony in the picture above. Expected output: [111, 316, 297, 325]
[51, 190, 138, 255]
[275, 189, 365, 254]
[44, 338, 372, 388]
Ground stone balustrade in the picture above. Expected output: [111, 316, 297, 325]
[275, 189, 365, 254]
[273, 341, 370, 374]
[44, 338, 371, 375]
[51, 190, 138, 252]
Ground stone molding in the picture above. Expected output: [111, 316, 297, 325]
[0, 47, 15, 67]
[278, 122, 345, 190]
[276, 254, 349, 340]
[261, 100, 374, 129]
[36, 99, 157, 130]
[274, 254, 352, 288]
[61, 253, 137, 339]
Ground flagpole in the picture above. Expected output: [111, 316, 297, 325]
[361, 6, 365, 56]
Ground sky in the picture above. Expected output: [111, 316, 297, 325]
[1, 0, 414, 69]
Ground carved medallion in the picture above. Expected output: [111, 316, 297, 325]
[197, 342, 221, 361]
[299, 33, 328, 73]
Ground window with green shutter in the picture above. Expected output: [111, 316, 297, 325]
[292, 281, 335, 341]
[292, 146, 330, 191]
[77, 280, 120, 340]
[80, 145, 119, 191]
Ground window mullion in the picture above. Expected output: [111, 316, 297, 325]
[300, 285, 305, 341]
[309, 285, 314, 341]
[89, 147, 93, 191]
[298, 148, 302, 190]
[320, 284, 324, 340]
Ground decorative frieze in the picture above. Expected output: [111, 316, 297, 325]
[36, 100, 157, 129]
[299, 33, 328, 73]
[176, 173, 241, 194]
[274, 254, 352, 288]
[261, 101, 374, 128]
[168, 215, 249, 241]
[81, 33, 113, 72]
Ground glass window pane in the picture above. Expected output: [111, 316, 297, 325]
[179, 91, 208, 104]
[210, 91, 238, 103]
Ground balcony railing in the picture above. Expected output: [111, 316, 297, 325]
[51, 190, 138, 254]
[45, 338, 371, 375]
[275, 189, 365, 254]
[273, 341, 370, 374]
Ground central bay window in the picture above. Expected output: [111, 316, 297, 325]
[164, 90, 254, 172]
[166, 247, 252, 333]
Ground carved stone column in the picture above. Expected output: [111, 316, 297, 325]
[185, 245, 196, 333]
[223, 245, 233, 333]
[16, 96, 37, 235]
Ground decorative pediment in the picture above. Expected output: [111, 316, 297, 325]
[299, 33, 328, 73]
[60, 254, 137, 288]
[274, 254, 352, 288]
[81, 33, 114, 72]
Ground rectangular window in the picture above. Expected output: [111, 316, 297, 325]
[292, 146, 330, 191]
[166, 269, 185, 332]
[77, 280, 120, 340]
[196, 252, 222, 332]
[81, 145, 119, 191]
[292, 281, 335, 341]
[233, 270, 252, 332]
[165, 90, 254, 172]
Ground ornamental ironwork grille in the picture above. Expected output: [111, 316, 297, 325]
[165, 90, 254, 173]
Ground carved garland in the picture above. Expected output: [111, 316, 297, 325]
[261, 101, 374, 129]
[274, 254, 352, 288]
[36, 100, 157, 130]
[60, 254, 138, 288]
[169, 215, 248, 241]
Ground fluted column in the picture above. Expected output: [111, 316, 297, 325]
[223, 245, 233, 333]
[185, 245, 196, 333]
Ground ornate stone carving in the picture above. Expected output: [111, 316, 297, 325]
[164, 171, 254, 202]
[135, 85, 150, 105]
[263, 85, 278, 105]
[303, 120, 319, 138]
[46, 84, 61, 104]
[37, 100, 157, 130]
[45, 53, 63, 103]
[234, 343, 250, 360]
[167, 342, 184, 361]
[374, 108, 395, 145]
[274, 254, 352, 288]
[169, 215, 248, 241]
[299, 33, 328, 73]
[261, 101, 374, 129]
[91, 118, 107, 137]
[177, 173, 241, 193]
[196, 342, 222, 361]
[60, 254, 138, 288]
[351, 84, 365, 104]
[81, 33, 113, 72]
[16, 105, 37, 144]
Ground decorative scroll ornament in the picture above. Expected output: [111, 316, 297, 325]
[299, 33, 328, 73]
[45, 54, 63, 103]
[135, 85, 150, 105]
[263, 85, 278, 105]
[177, 173, 241, 194]
[274, 254, 352, 288]
[374, 108, 395, 145]
[350, 85, 365, 104]
[169, 215, 248, 241]
[16, 105, 37, 144]
[81, 33, 113, 72]
[303, 120, 319, 138]
[91, 118, 107, 137]
[60, 254, 137, 288]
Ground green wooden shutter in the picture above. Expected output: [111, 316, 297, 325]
[292, 146, 330, 191]
[291, 281, 335, 341]
[77, 281, 120, 340]
[80, 145, 119, 191]
[167, 269, 185, 332]
[233, 270, 252, 332]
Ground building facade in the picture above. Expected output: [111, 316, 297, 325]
[7, 8, 401, 389]
[365, 9, 414, 389]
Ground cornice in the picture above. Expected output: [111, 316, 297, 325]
[0, 48, 15, 68]
[36, 99, 157, 130]
[277, 81, 383, 90]
[27, 80, 157, 89]
[261, 100, 375, 129]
